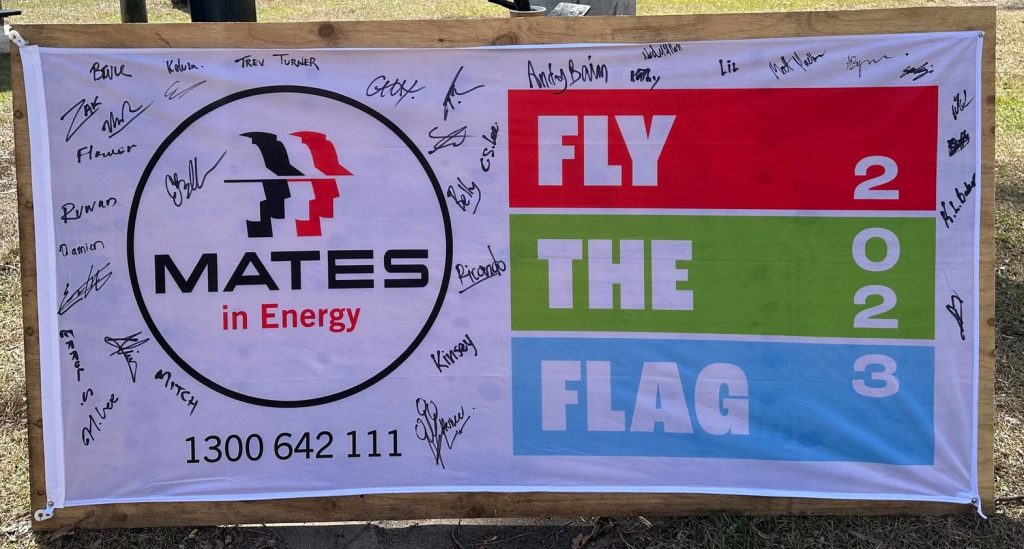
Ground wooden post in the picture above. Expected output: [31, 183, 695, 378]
[120, 0, 148, 23]
[190, 0, 257, 22]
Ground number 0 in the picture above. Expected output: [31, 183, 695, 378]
[854, 156, 899, 200]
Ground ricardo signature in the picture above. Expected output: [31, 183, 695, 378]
[414, 398, 471, 469]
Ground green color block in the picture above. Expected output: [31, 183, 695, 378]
[509, 214, 935, 339]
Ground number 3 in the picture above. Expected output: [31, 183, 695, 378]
[852, 354, 899, 397]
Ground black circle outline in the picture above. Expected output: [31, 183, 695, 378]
[127, 85, 453, 408]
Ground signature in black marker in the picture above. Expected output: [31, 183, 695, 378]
[428, 126, 468, 155]
[480, 122, 499, 172]
[60, 96, 102, 142]
[446, 177, 481, 214]
[104, 331, 150, 383]
[366, 74, 425, 106]
[945, 292, 966, 341]
[101, 100, 154, 138]
[455, 245, 507, 294]
[947, 130, 970, 157]
[900, 61, 934, 81]
[952, 89, 975, 121]
[165, 151, 227, 207]
[769, 51, 825, 79]
[58, 263, 113, 316]
[164, 80, 207, 101]
[442, 66, 485, 121]
[846, 53, 893, 77]
[414, 398, 471, 469]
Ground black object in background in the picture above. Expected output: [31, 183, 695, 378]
[190, 0, 257, 22]
[120, 0, 148, 23]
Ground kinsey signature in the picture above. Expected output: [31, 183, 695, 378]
[414, 398, 471, 469]
[58, 263, 113, 315]
[442, 65, 485, 121]
[104, 331, 150, 383]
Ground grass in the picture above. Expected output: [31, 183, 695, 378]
[1, 0, 1024, 547]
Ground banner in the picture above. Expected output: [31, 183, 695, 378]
[21, 31, 983, 510]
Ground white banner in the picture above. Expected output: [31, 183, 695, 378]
[21, 32, 983, 511]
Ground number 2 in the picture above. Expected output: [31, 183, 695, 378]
[854, 156, 898, 200]
[853, 285, 898, 329]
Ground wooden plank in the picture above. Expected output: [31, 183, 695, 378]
[11, 44, 50, 524]
[30, 494, 978, 531]
[11, 6, 996, 530]
[11, 7, 996, 49]
[978, 7, 997, 513]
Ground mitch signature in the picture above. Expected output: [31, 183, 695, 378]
[58, 263, 113, 315]
[442, 65, 485, 121]
[414, 398, 471, 469]
[104, 331, 150, 383]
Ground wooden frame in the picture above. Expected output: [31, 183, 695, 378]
[12, 6, 995, 530]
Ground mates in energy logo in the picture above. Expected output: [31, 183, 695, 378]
[128, 86, 452, 408]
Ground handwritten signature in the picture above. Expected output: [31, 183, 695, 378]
[366, 74, 425, 106]
[165, 151, 227, 206]
[428, 126, 468, 155]
[60, 96, 102, 142]
[769, 51, 825, 79]
[442, 66, 485, 121]
[946, 292, 966, 341]
[101, 100, 154, 138]
[947, 130, 970, 157]
[164, 80, 207, 101]
[846, 53, 893, 78]
[900, 61, 935, 82]
[58, 263, 113, 315]
[446, 177, 481, 214]
[952, 89, 975, 121]
[104, 331, 150, 383]
[414, 398, 471, 469]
